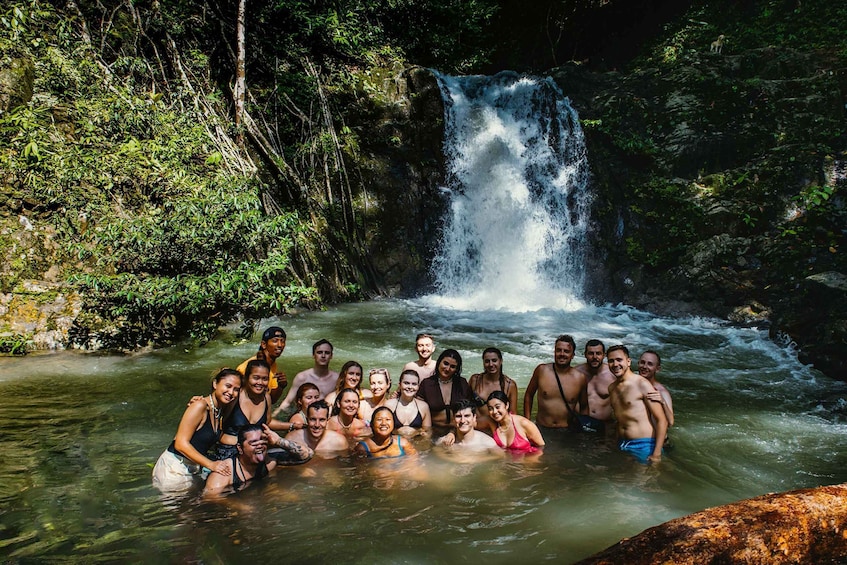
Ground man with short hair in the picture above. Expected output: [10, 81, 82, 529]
[638, 350, 674, 427]
[607, 345, 667, 463]
[279, 339, 339, 411]
[403, 333, 437, 379]
[437, 399, 498, 449]
[574, 339, 616, 432]
[204, 423, 310, 495]
[285, 400, 349, 454]
[523, 334, 588, 430]
[237, 326, 288, 403]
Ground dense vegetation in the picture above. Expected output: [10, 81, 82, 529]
[1, 0, 844, 354]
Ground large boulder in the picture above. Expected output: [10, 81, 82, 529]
[576, 483, 847, 564]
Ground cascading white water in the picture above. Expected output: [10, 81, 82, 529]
[430, 71, 591, 312]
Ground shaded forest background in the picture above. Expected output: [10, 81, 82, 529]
[0, 0, 844, 370]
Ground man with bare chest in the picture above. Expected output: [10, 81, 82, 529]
[279, 339, 339, 412]
[607, 345, 667, 463]
[523, 334, 588, 429]
[575, 339, 616, 433]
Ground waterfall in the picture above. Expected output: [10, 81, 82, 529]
[430, 71, 592, 312]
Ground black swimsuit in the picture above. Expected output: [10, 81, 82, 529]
[223, 396, 269, 437]
[167, 411, 219, 458]
[392, 401, 424, 428]
[230, 453, 268, 489]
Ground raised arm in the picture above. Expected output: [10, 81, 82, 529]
[278, 374, 305, 411]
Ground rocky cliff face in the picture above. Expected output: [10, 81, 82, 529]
[548, 47, 846, 379]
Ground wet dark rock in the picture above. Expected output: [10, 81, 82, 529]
[0, 57, 34, 114]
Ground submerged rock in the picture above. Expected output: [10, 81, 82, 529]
[576, 483, 847, 564]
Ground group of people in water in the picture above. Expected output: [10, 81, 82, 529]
[152, 328, 675, 496]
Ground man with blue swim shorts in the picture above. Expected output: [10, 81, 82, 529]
[607, 345, 667, 463]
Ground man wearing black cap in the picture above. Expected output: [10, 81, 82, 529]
[237, 326, 288, 403]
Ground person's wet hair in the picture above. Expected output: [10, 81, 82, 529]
[400, 369, 421, 382]
[436, 349, 463, 380]
[307, 399, 330, 418]
[643, 349, 662, 365]
[244, 359, 271, 378]
[312, 338, 333, 354]
[584, 339, 605, 353]
[213, 368, 243, 385]
[332, 388, 360, 416]
[607, 344, 630, 358]
[336, 360, 364, 391]
[486, 390, 510, 408]
[453, 398, 477, 415]
[482, 347, 508, 394]
[295, 382, 320, 406]
[369, 406, 395, 429]
[555, 334, 576, 349]
[237, 423, 264, 446]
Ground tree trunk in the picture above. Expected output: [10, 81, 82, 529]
[234, 0, 246, 141]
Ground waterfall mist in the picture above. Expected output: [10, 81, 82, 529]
[430, 71, 591, 312]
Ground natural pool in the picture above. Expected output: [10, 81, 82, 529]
[2, 298, 847, 563]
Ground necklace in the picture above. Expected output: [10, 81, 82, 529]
[338, 415, 354, 430]
[370, 436, 394, 453]
[208, 394, 222, 421]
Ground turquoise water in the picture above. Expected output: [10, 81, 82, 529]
[2, 298, 846, 563]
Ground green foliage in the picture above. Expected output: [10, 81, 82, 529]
[0, 333, 31, 355]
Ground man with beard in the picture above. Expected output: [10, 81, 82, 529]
[574, 339, 616, 433]
[238, 326, 288, 403]
[204, 423, 310, 495]
[523, 334, 588, 431]
[607, 345, 667, 463]
[285, 400, 349, 455]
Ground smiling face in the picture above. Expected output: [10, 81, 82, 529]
[437, 356, 459, 380]
[261, 336, 286, 361]
[344, 366, 363, 389]
[369, 372, 388, 397]
[371, 409, 395, 438]
[554, 340, 575, 368]
[306, 406, 330, 441]
[338, 390, 360, 417]
[483, 351, 502, 375]
[606, 349, 631, 378]
[415, 336, 435, 361]
[638, 352, 661, 381]
[399, 373, 420, 398]
[486, 398, 509, 423]
[297, 387, 321, 412]
[454, 407, 477, 434]
[584, 344, 605, 370]
[214, 375, 242, 405]
[246, 365, 270, 396]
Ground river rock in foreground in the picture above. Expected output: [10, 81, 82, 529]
[576, 483, 847, 564]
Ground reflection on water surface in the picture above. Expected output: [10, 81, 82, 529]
[2, 299, 847, 563]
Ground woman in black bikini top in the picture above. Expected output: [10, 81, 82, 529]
[385, 369, 432, 436]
